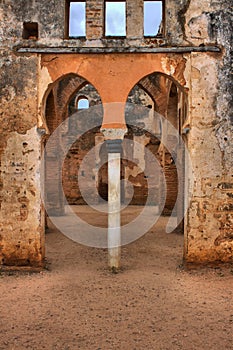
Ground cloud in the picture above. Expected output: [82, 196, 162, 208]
[105, 2, 126, 36]
[69, 2, 85, 36]
[144, 1, 162, 36]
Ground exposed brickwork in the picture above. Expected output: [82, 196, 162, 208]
[86, 0, 104, 40]
[0, 0, 232, 267]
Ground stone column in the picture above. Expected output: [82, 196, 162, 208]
[101, 128, 127, 271]
[106, 140, 122, 270]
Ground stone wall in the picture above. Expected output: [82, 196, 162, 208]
[0, 1, 45, 265]
[0, 0, 226, 49]
[0, 0, 232, 266]
[184, 50, 233, 262]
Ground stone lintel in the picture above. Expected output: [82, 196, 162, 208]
[16, 46, 221, 54]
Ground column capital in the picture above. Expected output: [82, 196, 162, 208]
[101, 127, 127, 141]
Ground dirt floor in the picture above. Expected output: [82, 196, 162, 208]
[0, 206, 233, 350]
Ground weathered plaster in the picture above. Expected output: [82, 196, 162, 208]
[38, 64, 53, 129]
[0, 127, 44, 266]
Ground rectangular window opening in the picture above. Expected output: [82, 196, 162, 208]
[105, 1, 126, 37]
[68, 1, 86, 38]
[144, 1, 163, 37]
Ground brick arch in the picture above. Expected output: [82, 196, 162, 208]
[58, 78, 88, 122]
[61, 82, 103, 122]
[42, 72, 105, 220]
[128, 72, 187, 117]
[125, 71, 187, 218]
[41, 73, 78, 130]
[167, 82, 179, 128]
[56, 76, 86, 115]
[45, 89, 57, 134]
[41, 73, 102, 132]
[138, 75, 168, 115]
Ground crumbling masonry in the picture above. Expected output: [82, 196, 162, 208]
[0, 0, 232, 267]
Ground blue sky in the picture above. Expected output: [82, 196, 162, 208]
[105, 2, 126, 36]
[78, 98, 89, 109]
[69, 2, 86, 36]
[69, 1, 162, 37]
[144, 1, 162, 36]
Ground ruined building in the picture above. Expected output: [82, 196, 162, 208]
[0, 0, 232, 267]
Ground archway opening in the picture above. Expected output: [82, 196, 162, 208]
[42, 70, 188, 267]
[43, 74, 104, 224]
[125, 72, 188, 236]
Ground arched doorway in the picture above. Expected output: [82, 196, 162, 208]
[39, 59, 189, 265]
[124, 72, 188, 233]
[43, 74, 103, 216]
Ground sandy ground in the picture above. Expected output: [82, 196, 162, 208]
[0, 206, 233, 350]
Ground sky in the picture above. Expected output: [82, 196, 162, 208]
[69, 1, 162, 37]
[105, 2, 126, 36]
[78, 98, 89, 109]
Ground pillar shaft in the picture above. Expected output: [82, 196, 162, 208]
[108, 152, 121, 269]
[101, 127, 127, 272]
[106, 139, 123, 270]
